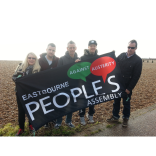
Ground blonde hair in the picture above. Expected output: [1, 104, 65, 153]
[22, 52, 41, 73]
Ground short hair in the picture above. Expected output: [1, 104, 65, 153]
[67, 40, 76, 47]
[129, 40, 137, 48]
[47, 43, 56, 48]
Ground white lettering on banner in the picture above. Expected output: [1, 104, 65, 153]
[70, 66, 90, 75]
[42, 90, 47, 94]
[92, 80, 103, 95]
[92, 61, 114, 71]
[107, 75, 120, 92]
[87, 92, 122, 106]
[23, 76, 121, 121]
[53, 93, 70, 108]
[47, 88, 52, 93]
[33, 92, 38, 97]
[39, 96, 54, 114]
[37, 91, 41, 95]
[22, 77, 119, 101]
[21, 81, 69, 101]
[22, 95, 27, 101]
[70, 88, 82, 102]
[82, 85, 94, 99]
[26, 102, 40, 121]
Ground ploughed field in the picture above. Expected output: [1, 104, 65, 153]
[0, 60, 156, 128]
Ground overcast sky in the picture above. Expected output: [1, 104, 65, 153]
[0, 0, 156, 60]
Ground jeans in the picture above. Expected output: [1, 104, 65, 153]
[79, 105, 95, 117]
[113, 92, 132, 119]
[56, 113, 73, 124]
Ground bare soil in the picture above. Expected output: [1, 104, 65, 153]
[0, 60, 156, 128]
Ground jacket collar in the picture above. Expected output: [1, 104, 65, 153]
[65, 51, 78, 59]
[84, 49, 98, 56]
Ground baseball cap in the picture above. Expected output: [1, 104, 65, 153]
[88, 40, 97, 46]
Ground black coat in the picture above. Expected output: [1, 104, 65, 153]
[80, 49, 98, 61]
[117, 52, 142, 91]
[57, 51, 79, 67]
[39, 53, 59, 71]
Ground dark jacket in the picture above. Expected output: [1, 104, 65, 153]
[39, 53, 59, 71]
[12, 63, 39, 91]
[12, 63, 39, 82]
[57, 51, 79, 67]
[80, 49, 98, 61]
[117, 52, 142, 91]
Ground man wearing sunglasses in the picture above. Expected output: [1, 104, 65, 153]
[39, 43, 59, 128]
[106, 40, 142, 127]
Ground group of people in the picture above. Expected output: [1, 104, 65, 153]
[12, 39, 142, 136]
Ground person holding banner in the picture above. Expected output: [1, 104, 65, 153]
[54, 40, 79, 129]
[12, 52, 41, 136]
[39, 43, 59, 128]
[39, 43, 59, 71]
[79, 40, 98, 125]
[106, 40, 142, 127]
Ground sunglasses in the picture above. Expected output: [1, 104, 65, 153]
[28, 57, 36, 60]
[128, 47, 136, 49]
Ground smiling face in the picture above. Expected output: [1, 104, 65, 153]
[127, 42, 137, 57]
[88, 44, 97, 54]
[27, 54, 36, 66]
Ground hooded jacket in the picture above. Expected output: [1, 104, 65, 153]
[117, 52, 142, 91]
[80, 49, 98, 61]
[39, 53, 59, 71]
[57, 51, 79, 67]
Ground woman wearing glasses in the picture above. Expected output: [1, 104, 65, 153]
[12, 52, 41, 136]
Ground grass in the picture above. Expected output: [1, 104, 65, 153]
[0, 120, 101, 136]
[90, 129, 102, 135]
[0, 122, 27, 136]
[106, 124, 115, 128]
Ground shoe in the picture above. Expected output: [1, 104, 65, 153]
[15, 129, 24, 136]
[44, 123, 49, 128]
[122, 118, 128, 127]
[66, 122, 75, 128]
[86, 114, 94, 123]
[54, 124, 61, 129]
[80, 117, 86, 125]
[29, 125, 34, 133]
[106, 115, 119, 123]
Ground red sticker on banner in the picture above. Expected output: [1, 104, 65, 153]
[90, 57, 116, 82]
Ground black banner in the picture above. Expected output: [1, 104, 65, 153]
[16, 52, 125, 130]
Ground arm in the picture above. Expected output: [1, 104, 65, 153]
[12, 63, 23, 82]
[127, 59, 142, 91]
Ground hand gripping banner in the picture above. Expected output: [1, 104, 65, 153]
[16, 52, 126, 130]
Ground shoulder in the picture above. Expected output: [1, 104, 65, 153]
[54, 56, 59, 61]
[80, 55, 86, 61]
[118, 52, 126, 57]
[39, 53, 46, 61]
[59, 56, 64, 60]
[134, 53, 142, 61]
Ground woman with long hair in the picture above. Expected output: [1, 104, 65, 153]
[12, 52, 41, 136]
